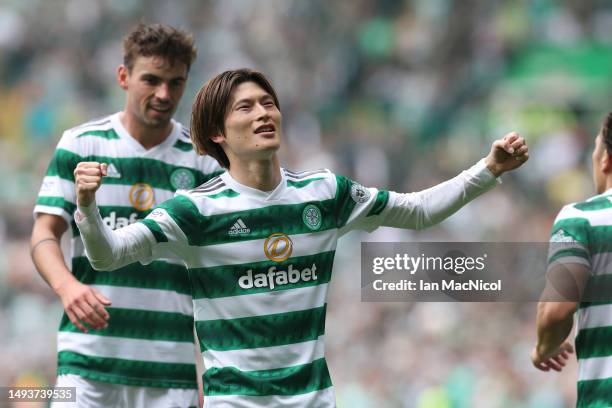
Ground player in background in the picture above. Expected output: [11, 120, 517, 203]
[72, 69, 528, 407]
[30, 23, 222, 407]
[532, 112, 612, 407]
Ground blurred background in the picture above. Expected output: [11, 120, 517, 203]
[2, 0, 612, 406]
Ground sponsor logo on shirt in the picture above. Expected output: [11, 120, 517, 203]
[238, 264, 318, 290]
[129, 183, 155, 211]
[103, 211, 139, 230]
[264, 233, 293, 262]
[350, 183, 370, 203]
[550, 229, 578, 243]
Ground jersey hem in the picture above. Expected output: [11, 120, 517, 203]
[57, 367, 198, 389]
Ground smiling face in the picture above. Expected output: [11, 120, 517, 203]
[118, 55, 188, 129]
[212, 81, 282, 164]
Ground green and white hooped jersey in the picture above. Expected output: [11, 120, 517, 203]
[139, 169, 391, 406]
[548, 189, 612, 407]
[34, 113, 222, 388]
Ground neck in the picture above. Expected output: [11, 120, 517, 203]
[228, 155, 281, 191]
[120, 111, 173, 150]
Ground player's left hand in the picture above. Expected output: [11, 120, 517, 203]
[531, 341, 574, 372]
[485, 132, 529, 177]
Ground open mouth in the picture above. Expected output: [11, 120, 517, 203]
[254, 124, 276, 134]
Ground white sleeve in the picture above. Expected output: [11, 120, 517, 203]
[75, 202, 156, 271]
[381, 159, 499, 229]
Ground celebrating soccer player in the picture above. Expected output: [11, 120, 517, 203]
[31, 23, 222, 407]
[532, 112, 612, 407]
[73, 68, 528, 407]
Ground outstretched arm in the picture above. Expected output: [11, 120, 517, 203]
[382, 132, 528, 229]
[74, 162, 155, 271]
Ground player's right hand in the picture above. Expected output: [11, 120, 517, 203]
[56, 279, 111, 333]
[74, 162, 107, 207]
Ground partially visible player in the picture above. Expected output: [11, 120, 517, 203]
[531, 112, 612, 407]
[72, 69, 528, 407]
[31, 23, 222, 407]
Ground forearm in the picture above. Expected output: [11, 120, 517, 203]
[75, 202, 154, 270]
[383, 159, 499, 229]
[535, 303, 575, 356]
[31, 235, 77, 292]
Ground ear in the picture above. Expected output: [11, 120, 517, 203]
[210, 133, 226, 144]
[117, 64, 129, 90]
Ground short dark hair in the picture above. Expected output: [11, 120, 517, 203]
[191, 69, 280, 169]
[122, 23, 197, 72]
[602, 112, 612, 155]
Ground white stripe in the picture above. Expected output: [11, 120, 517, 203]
[238, 219, 247, 229]
[579, 355, 612, 381]
[579, 304, 612, 329]
[202, 335, 325, 371]
[91, 285, 192, 315]
[57, 332, 196, 364]
[203, 386, 335, 408]
[34, 205, 72, 225]
[70, 235, 186, 264]
[50, 178, 175, 205]
[187, 228, 338, 268]
[194, 283, 328, 321]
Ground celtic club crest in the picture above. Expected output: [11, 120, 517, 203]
[302, 204, 322, 231]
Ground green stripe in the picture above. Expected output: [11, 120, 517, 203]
[35, 196, 76, 214]
[190, 251, 335, 299]
[141, 219, 168, 243]
[577, 377, 612, 408]
[286, 177, 324, 189]
[47, 148, 220, 191]
[173, 139, 194, 151]
[76, 129, 119, 140]
[367, 190, 389, 217]
[576, 326, 612, 359]
[59, 307, 194, 342]
[58, 351, 197, 389]
[71, 256, 192, 295]
[206, 189, 240, 199]
[548, 247, 590, 264]
[552, 217, 590, 243]
[204, 357, 331, 397]
[196, 305, 326, 352]
[160, 195, 338, 246]
[580, 274, 612, 304]
[552, 219, 612, 254]
[575, 197, 612, 211]
[335, 175, 357, 229]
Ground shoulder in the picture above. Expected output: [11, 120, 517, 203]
[551, 200, 596, 243]
[58, 115, 116, 152]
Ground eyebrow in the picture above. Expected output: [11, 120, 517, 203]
[140, 72, 186, 81]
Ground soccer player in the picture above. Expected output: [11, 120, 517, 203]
[73, 69, 529, 407]
[532, 112, 612, 407]
[30, 24, 222, 407]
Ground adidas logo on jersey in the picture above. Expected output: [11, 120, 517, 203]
[106, 163, 121, 178]
[228, 218, 250, 236]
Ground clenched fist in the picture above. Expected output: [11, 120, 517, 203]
[74, 162, 107, 207]
[484, 132, 529, 177]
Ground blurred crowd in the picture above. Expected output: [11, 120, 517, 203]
[2, 0, 612, 406]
